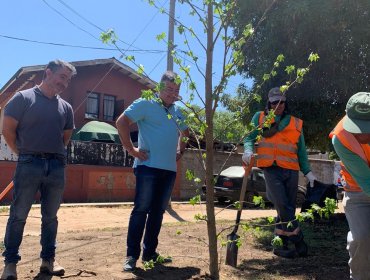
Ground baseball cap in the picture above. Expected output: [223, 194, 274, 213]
[343, 92, 370, 133]
[268, 87, 286, 103]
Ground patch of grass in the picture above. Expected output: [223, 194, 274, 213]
[301, 213, 349, 259]
[242, 217, 275, 248]
[240, 213, 350, 279]
[246, 214, 349, 248]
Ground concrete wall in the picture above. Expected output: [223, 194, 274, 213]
[0, 149, 340, 204]
[178, 149, 340, 200]
[0, 161, 182, 204]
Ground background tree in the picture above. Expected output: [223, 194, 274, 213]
[183, 105, 247, 145]
[231, 0, 370, 151]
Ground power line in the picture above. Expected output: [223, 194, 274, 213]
[0, 34, 165, 53]
[55, 0, 145, 51]
[59, 0, 170, 115]
[56, 0, 105, 32]
[41, 0, 169, 77]
[41, 0, 101, 42]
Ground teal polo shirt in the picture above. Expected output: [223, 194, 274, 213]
[124, 98, 187, 172]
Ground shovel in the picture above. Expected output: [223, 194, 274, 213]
[225, 159, 254, 267]
[0, 181, 14, 202]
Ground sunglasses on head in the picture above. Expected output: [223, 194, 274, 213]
[270, 100, 285, 105]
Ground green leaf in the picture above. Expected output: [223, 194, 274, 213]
[285, 65, 295, 75]
[280, 85, 289, 93]
[262, 73, 270, 81]
[234, 201, 241, 210]
[156, 32, 166, 41]
[194, 213, 207, 221]
[177, 25, 185, 34]
[189, 195, 201, 206]
[143, 259, 155, 270]
[100, 29, 117, 44]
[276, 54, 285, 62]
[189, 82, 196, 90]
[137, 64, 145, 75]
[141, 89, 154, 100]
[125, 55, 135, 62]
[308, 52, 320, 62]
[253, 195, 265, 208]
[271, 235, 283, 247]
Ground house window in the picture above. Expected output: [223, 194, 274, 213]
[85, 92, 99, 119]
[103, 95, 116, 121]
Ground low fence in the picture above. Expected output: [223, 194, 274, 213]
[0, 136, 135, 167]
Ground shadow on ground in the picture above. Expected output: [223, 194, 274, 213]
[33, 271, 52, 280]
[133, 264, 202, 280]
[166, 206, 186, 222]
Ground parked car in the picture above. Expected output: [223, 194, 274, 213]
[202, 166, 307, 207]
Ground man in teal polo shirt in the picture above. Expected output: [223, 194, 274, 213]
[116, 71, 189, 271]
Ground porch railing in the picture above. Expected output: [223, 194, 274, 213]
[67, 141, 134, 167]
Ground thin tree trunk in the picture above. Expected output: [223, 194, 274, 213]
[205, 3, 219, 279]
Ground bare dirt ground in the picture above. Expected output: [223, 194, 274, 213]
[0, 202, 348, 280]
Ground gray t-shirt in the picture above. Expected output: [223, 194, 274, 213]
[4, 87, 74, 155]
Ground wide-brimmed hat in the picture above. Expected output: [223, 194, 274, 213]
[343, 92, 370, 133]
[268, 87, 286, 102]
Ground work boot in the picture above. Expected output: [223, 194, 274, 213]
[295, 238, 308, 257]
[123, 256, 137, 272]
[273, 236, 295, 258]
[289, 230, 308, 257]
[0, 263, 17, 280]
[40, 258, 65, 276]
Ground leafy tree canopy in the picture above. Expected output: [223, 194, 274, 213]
[231, 0, 370, 151]
[182, 105, 247, 145]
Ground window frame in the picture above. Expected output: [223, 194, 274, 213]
[103, 94, 116, 121]
[85, 91, 100, 120]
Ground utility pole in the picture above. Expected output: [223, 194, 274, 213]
[167, 0, 176, 71]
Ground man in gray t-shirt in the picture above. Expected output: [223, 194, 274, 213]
[1, 59, 76, 280]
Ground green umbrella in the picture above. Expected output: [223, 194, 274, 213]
[72, 121, 121, 143]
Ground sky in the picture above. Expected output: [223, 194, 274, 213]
[0, 0, 251, 106]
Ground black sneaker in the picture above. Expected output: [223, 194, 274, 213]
[142, 252, 172, 264]
[123, 256, 137, 272]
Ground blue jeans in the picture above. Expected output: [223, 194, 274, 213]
[126, 165, 176, 260]
[343, 191, 370, 280]
[2, 154, 66, 264]
[263, 166, 302, 242]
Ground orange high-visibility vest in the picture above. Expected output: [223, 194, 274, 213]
[256, 112, 303, 170]
[329, 118, 370, 192]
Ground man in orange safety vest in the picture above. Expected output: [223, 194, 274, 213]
[243, 87, 317, 258]
[330, 92, 370, 280]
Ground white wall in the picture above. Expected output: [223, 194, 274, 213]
[0, 134, 18, 161]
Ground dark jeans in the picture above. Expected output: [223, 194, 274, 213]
[263, 166, 302, 241]
[2, 154, 66, 264]
[126, 165, 176, 260]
